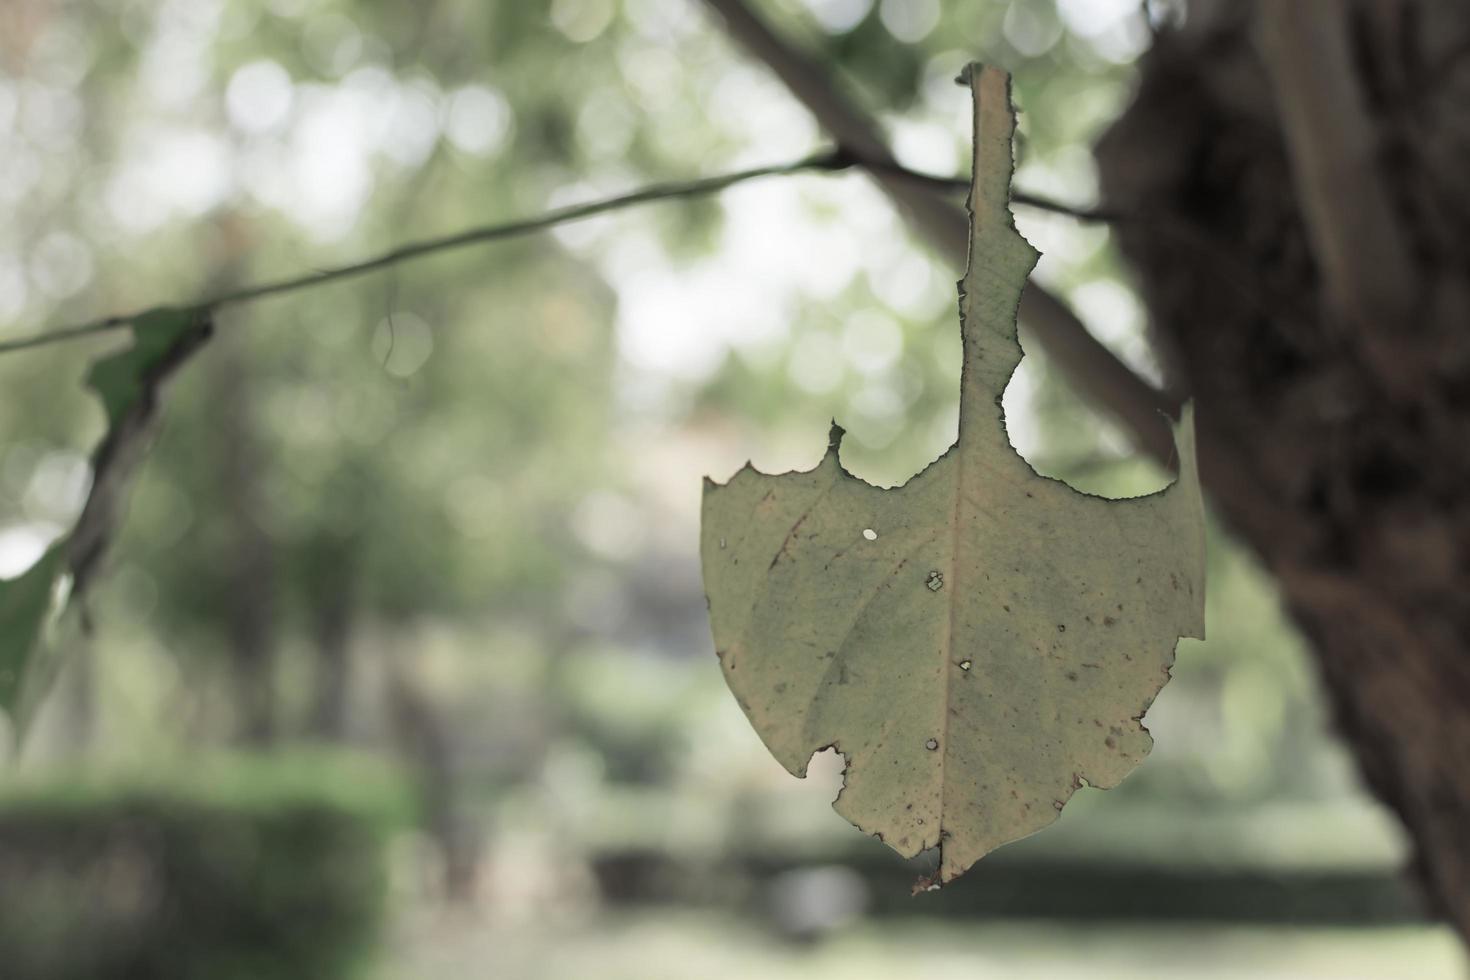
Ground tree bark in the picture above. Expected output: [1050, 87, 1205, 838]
[1096, 0, 1470, 938]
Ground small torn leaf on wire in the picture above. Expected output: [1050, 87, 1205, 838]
[0, 306, 211, 731]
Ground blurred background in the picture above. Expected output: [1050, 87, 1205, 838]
[0, 0, 1464, 976]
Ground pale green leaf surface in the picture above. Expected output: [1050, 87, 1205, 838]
[0, 545, 65, 715]
[700, 67, 1205, 885]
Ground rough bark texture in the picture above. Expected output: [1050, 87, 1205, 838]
[1096, 0, 1470, 937]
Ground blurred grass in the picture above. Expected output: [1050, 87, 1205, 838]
[378, 909, 1466, 980]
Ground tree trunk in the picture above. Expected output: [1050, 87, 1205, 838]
[206, 340, 278, 746]
[385, 652, 481, 903]
[308, 548, 356, 741]
[309, 602, 352, 741]
[1096, 0, 1470, 936]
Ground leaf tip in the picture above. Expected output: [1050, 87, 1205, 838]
[826, 419, 845, 452]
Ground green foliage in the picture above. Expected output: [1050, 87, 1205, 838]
[0, 754, 406, 980]
[700, 69, 1204, 885]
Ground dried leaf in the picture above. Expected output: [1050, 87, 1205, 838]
[700, 66, 1205, 885]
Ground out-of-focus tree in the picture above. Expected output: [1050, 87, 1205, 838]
[2, 0, 1458, 947]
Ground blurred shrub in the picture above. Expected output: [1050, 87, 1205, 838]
[0, 753, 409, 980]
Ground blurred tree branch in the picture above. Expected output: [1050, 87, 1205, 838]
[1258, 0, 1414, 332]
[700, 0, 1182, 467]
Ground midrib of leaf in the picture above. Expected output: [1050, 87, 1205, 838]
[938, 409, 967, 870]
[938, 67, 1035, 880]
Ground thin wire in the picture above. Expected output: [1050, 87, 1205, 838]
[0, 149, 1113, 357]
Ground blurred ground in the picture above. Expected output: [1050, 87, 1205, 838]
[379, 910, 1465, 980]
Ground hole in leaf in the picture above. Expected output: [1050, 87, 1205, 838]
[862, 528, 877, 541]
[803, 746, 848, 804]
